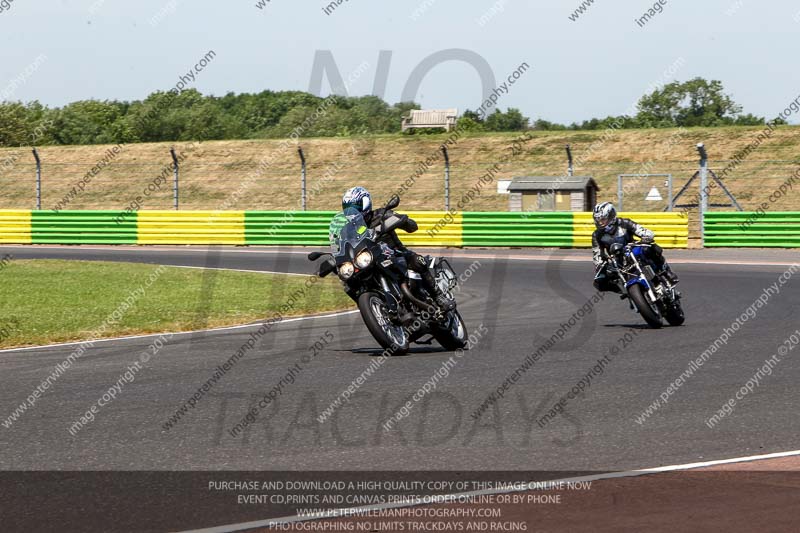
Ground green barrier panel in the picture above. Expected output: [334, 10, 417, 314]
[31, 211, 138, 244]
[245, 211, 336, 245]
[462, 212, 575, 247]
[704, 212, 800, 247]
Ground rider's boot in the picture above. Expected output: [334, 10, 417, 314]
[422, 269, 455, 311]
[652, 253, 679, 284]
[660, 262, 679, 284]
[436, 293, 456, 312]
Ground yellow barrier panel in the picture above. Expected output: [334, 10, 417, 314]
[137, 211, 246, 245]
[0, 210, 32, 244]
[573, 212, 689, 249]
[401, 211, 463, 247]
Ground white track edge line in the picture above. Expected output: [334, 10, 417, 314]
[179, 448, 800, 533]
[165, 264, 307, 277]
[0, 310, 358, 355]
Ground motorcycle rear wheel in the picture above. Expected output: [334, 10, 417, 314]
[357, 292, 410, 355]
[434, 309, 468, 351]
[665, 300, 686, 326]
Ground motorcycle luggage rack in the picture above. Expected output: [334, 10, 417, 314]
[435, 258, 458, 291]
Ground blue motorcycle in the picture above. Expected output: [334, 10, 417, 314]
[607, 242, 685, 329]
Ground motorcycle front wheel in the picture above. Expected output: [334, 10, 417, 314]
[357, 292, 410, 355]
[628, 284, 662, 329]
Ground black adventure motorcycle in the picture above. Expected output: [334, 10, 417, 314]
[605, 241, 685, 329]
[308, 196, 468, 355]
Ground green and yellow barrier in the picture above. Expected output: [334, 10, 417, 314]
[461, 212, 687, 248]
[243, 211, 463, 246]
[0, 209, 689, 248]
[574, 212, 689, 249]
[462, 212, 574, 247]
[705, 212, 800, 247]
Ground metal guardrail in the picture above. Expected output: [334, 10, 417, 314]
[462, 212, 575, 247]
[574, 212, 689, 249]
[705, 212, 800, 247]
[0, 210, 690, 248]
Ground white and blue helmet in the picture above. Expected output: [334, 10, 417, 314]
[342, 186, 372, 214]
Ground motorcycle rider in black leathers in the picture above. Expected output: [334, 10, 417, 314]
[341, 186, 455, 311]
[592, 201, 678, 294]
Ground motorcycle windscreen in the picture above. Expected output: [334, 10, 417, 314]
[329, 207, 372, 258]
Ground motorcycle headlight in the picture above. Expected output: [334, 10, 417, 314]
[338, 262, 355, 280]
[354, 250, 373, 269]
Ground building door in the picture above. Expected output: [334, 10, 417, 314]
[522, 193, 539, 212]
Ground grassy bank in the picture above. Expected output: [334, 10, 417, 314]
[1, 127, 798, 213]
[0, 260, 352, 349]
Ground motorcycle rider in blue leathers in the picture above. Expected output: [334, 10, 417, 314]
[591, 202, 678, 294]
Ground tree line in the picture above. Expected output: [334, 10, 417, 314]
[530, 78, 772, 131]
[0, 78, 773, 146]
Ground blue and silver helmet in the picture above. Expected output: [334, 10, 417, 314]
[342, 186, 372, 214]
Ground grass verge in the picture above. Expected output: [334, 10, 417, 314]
[0, 260, 352, 349]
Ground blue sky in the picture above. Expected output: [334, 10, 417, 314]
[1, 0, 798, 123]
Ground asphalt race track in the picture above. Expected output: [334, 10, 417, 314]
[1, 246, 799, 530]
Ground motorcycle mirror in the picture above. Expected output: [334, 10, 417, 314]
[307, 251, 323, 261]
[385, 195, 400, 210]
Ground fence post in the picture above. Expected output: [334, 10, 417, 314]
[32, 148, 41, 210]
[666, 174, 673, 212]
[298, 147, 307, 211]
[170, 147, 179, 210]
[697, 143, 708, 247]
[441, 145, 450, 212]
[566, 144, 574, 177]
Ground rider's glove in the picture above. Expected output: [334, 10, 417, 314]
[594, 261, 606, 274]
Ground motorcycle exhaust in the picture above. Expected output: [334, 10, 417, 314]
[400, 282, 437, 314]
